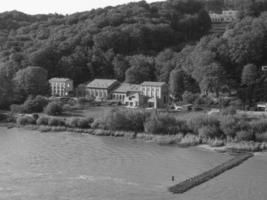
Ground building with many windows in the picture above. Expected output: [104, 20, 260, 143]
[86, 79, 119, 101]
[209, 10, 238, 23]
[49, 78, 74, 97]
[141, 81, 168, 108]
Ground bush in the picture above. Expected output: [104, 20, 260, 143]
[103, 109, 146, 132]
[179, 134, 202, 146]
[10, 104, 25, 113]
[221, 106, 237, 115]
[23, 96, 48, 113]
[187, 114, 220, 135]
[77, 118, 91, 129]
[255, 132, 267, 142]
[11, 96, 48, 114]
[207, 138, 225, 147]
[66, 117, 92, 129]
[236, 130, 254, 141]
[220, 115, 239, 138]
[36, 116, 49, 125]
[198, 125, 222, 139]
[67, 117, 80, 127]
[91, 118, 107, 129]
[16, 116, 36, 126]
[44, 102, 63, 116]
[48, 118, 65, 126]
[249, 119, 267, 134]
[144, 112, 187, 135]
[0, 113, 7, 121]
[194, 96, 213, 106]
[182, 91, 198, 104]
[218, 98, 230, 108]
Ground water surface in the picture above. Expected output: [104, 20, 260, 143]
[0, 127, 265, 200]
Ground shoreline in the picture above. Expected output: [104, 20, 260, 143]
[0, 123, 265, 195]
[1, 122, 267, 154]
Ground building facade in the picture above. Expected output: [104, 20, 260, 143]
[49, 78, 74, 97]
[141, 82, 169, 108]
[124, 93, 146, 108]
[86, 79, 119, 101]
[209, 10, 238, 23]
[112, 83, 141, 103]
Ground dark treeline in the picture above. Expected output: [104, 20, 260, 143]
[0, 0, 267, 108]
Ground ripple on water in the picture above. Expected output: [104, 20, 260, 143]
[1, 128, 265, 200]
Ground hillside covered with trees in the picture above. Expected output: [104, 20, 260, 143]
[0, 0, 267, 109]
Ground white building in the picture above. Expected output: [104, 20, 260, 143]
[141, 82, 169, 108]
[86, 79, 119, 101]
[49, 78, 73, 97]
[209, 10, 238, 23]
[112, 83, 141, 103]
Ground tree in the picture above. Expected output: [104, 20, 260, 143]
[199, 63, 227, 96]
[240, 63, 259, 105]
[155, 49, 177, 82]
[112, 54, 130, 81]
[169, 70, 185, 100]
[0, 73, 13, 108]
[241, 64, 258, 86]
[125, 55, 155, 84]
[13, 66, 50, 98]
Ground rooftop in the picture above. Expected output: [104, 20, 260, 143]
[87, 79, 118, 89]
[113, 83, 141, 93]
[141, 81, 166, 87]
[49, 78, 72, 82]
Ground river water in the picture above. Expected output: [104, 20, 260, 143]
[0, 127, 266, 200]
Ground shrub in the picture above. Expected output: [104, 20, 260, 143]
[103, 109, 146, 132]
[77, 118, 91, 129]
[218, 98, 230, 108]
[249, 119, 267, 134]
[36, 116, 49, 125]
[48, 118, 65, 126]
[0, 113, 7, 121]
[67, 117, 80, 127]
[91, 118, 107, 129]
[77, 97, 89, 105]
[221, 106, 237, 115]
[207, 138, 225, 147]
[220, 115, 238, 138]
[144, 112, 187, 135]
[236, 130, 254, 141]
[187, 114, 220, 135]
[23, 95, 48, 113]
[182, 91, 199, 104]
[255, 132, 267, 142]
[10, 104, 25, 113]
[44, 102, 63, 116]
[194, 96, 213, 106]
[16, 116, 36, 126]
[198, 125, 222, 139]
[179, 134, 202, 146]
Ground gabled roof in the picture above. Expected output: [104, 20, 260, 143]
[87, 79, 118, 89]
[141, 81, 166, 87]
[49, 78, 72, 82]
[113, 83, 141, 93]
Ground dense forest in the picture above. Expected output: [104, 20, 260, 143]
[0, 0, 267, 108]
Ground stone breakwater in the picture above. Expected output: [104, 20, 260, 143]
[168, 153, 253, 194]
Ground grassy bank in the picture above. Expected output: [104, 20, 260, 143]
[168, 153, 253, 194]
